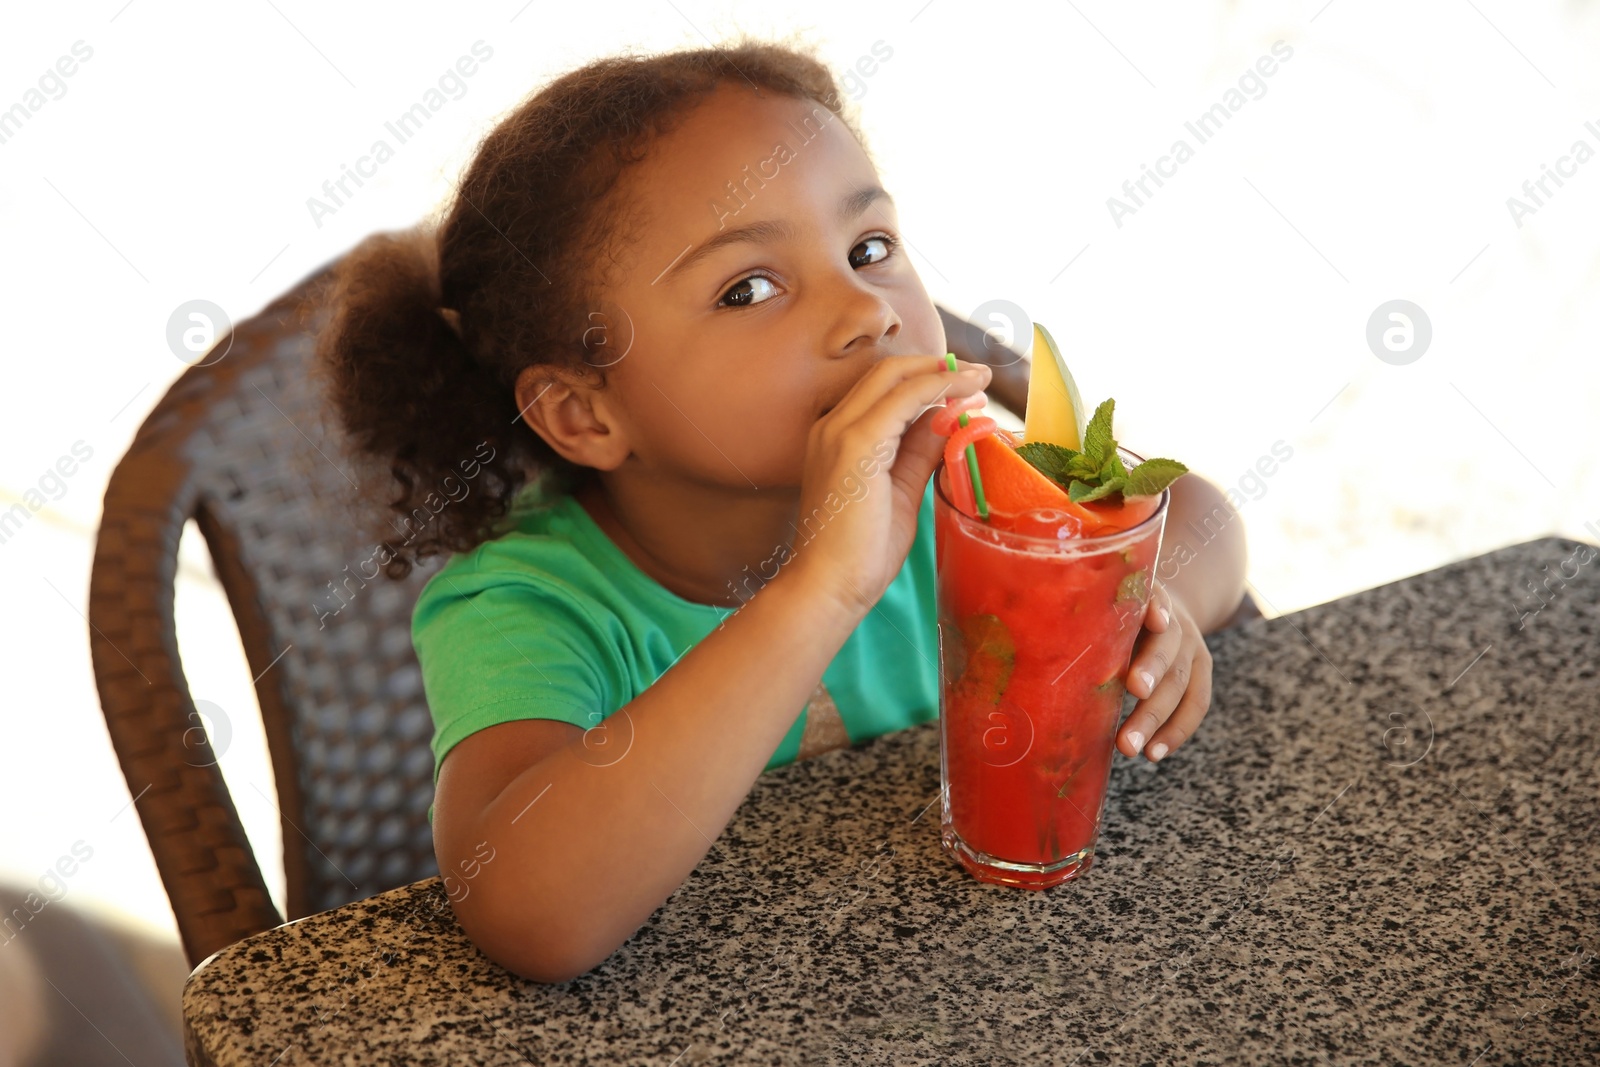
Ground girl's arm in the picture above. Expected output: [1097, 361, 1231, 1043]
[432, 567, 866, 983]
[433, 354, 992, 983]
[1155, 472, 1248, 634]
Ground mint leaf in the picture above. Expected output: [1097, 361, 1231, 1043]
[1014, 442, 1079, 486]
[958, 612, 1015, 705]
[1116, 568, 1150, 603]
[1014, 395, 1190, 508]
[1067, 455, 1100, 482]
[1069, 479, 1122, 503]
[1123, 458, 1189, 497]
[1081, 399, 1115, 465]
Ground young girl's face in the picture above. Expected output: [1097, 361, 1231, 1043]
[590, 82, 945, 492]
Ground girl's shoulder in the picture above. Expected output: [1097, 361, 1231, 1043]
[410, 477, 596, 623]
[449, 469, 604, 566]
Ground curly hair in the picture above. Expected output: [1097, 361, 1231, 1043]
[313, 36, 864, 580]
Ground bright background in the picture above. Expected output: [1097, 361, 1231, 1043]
[2, 0, 1596, 1036]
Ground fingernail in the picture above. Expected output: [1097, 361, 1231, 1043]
[1157, 606, 1170, 626]
[1148, 742, 1168, 762]
[1137, 669, 1155, 694]
[1126, 730, 1146, 753]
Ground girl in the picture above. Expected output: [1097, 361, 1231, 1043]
[316, 38, 1248, 984]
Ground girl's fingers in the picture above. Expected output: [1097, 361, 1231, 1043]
[1129, 592, 1181, 699]
[1141, 580, 1171, 634]
[829, 369, 991, 478]
[888, 404, 953, 491]
[881, 366, 990, 436]
[1144, 646, 1213, 762]
[819, 355, 988, 433]
[1116, 623, 1184, 757]
[1117, 646, 1188, 757]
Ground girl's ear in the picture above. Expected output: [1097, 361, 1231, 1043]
[514, 364, 631, 472]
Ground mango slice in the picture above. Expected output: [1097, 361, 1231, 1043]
[1022, 322, 1088, 452]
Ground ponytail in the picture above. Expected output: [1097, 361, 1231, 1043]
[313, 226, 546, 580]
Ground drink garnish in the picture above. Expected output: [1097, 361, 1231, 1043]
[1115, 567, 1150, 603]
[956, 612, 1015, 705]
[1015, 398, 1188, 504]
[1024, 323, 1088, 451]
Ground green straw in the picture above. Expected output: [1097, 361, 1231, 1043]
[944, 351, 990, 519]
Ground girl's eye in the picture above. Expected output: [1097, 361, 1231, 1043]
[714, 233, 900, 309]
[717, 273, 779, 309]
[850, 234, 898, 269]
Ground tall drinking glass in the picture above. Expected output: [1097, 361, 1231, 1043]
[934, 443, 1169, 889]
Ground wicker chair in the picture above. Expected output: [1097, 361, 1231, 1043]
[89, 257, 445, 968]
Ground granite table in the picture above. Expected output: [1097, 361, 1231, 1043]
[183, 537, 1600, 1065]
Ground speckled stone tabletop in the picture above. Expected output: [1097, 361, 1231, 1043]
[183, 537, 1600, 1066]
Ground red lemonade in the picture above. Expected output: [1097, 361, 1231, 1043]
[933, 445, 1168, 889]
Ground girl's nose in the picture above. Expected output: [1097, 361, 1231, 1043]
[826, 275, 901, 358]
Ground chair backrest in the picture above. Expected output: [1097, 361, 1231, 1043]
[90, 257, 445, 967]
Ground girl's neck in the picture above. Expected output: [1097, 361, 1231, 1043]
[575, 476, 800, 610]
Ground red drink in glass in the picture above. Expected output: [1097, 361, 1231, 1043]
[934, 444, 1169, 889]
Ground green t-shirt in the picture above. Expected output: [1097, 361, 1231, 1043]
[411, 477, 940, 798]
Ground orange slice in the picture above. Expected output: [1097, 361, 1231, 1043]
[971, 436, 1102, 529]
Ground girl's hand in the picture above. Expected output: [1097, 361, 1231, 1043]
[1116, 580, 1214, 763]
[788, 355, 991, 618]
